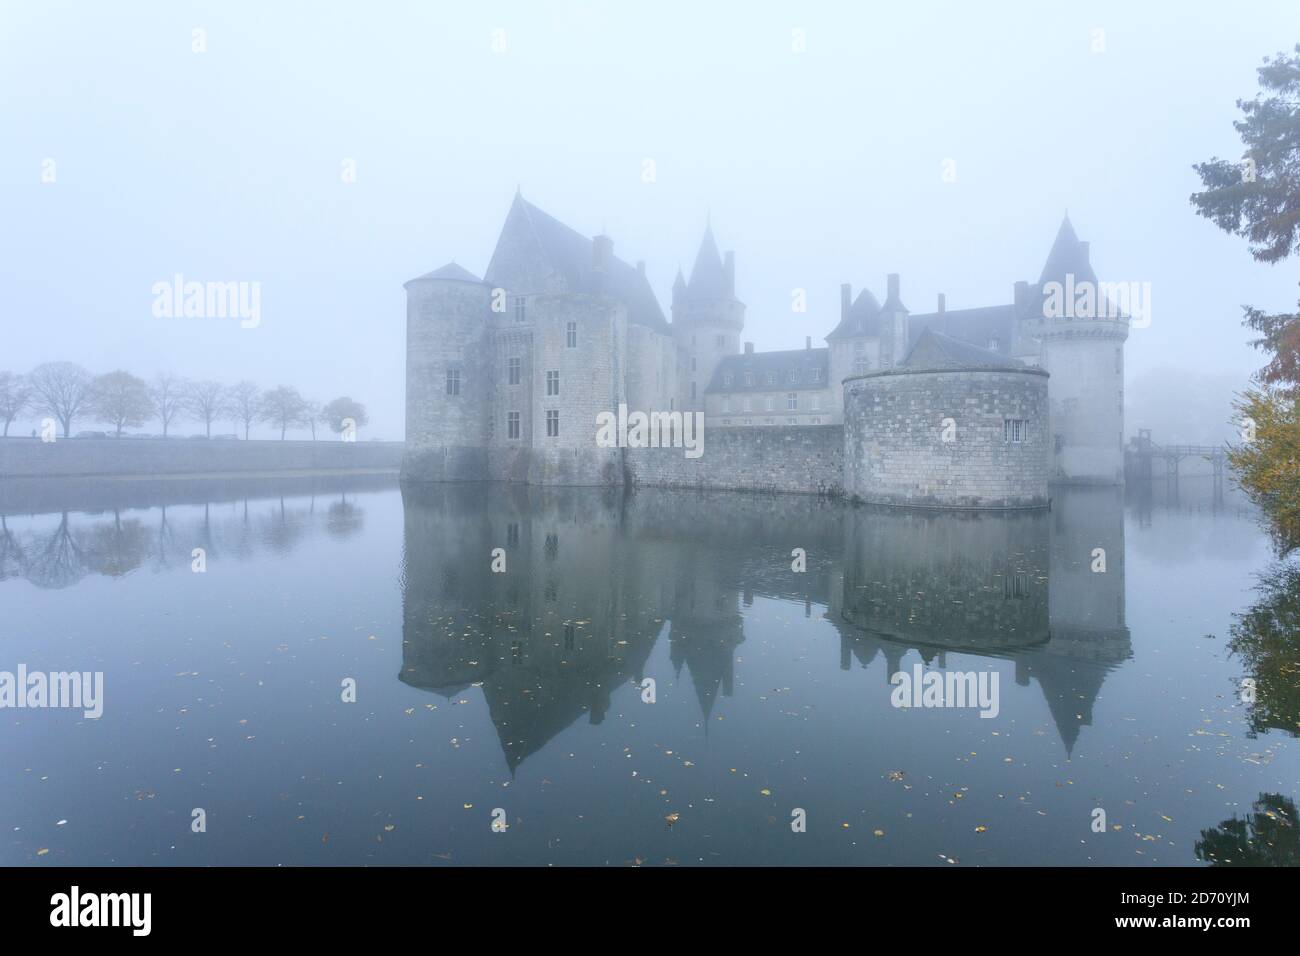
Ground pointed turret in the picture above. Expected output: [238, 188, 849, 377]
[685, 225, 728, 299]
[673, 220, 746, 411]
[1038, 214, 1098, 286]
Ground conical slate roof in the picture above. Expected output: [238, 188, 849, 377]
[1037, 215, 1097, 286]
[685, 225, 729, 299]
[410, 262, 483, 283]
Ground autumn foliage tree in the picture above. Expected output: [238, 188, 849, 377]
[1191, 45, 1300, 398]
[1193, 46, 1300, 551]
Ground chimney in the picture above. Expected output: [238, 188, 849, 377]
[744, 341, 754, 354]
[593, 234, 613, 273]
[937, 293, 946, 314]
[723, 251, 736, 297]
[840, 283, 852, 321]
[887, 273, 900, 304]
[805, 336, 812, 350]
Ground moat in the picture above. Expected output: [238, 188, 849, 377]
[1, 474, 1295, 866]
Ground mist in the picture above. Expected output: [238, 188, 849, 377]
[2, 0, 1296, 441]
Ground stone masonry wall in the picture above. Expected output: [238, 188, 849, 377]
[626, 425, 844, 496]
[843, 368, 1049, 509]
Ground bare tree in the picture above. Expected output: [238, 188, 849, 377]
[321, 396, 369, 438]
[28, 362, 94, 438]
[0, 372, 31, 437]
[258, 385, 308, 440]
[150, 373, 187, 438]
[228, 381, 259, 440]
[89, 370, 152, 437]
[303, 399, 323, 441]
[185, 380, 226, 438]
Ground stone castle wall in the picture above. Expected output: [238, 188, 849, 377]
[842, 367, 1050, 509]
[624, 425, 844, 496]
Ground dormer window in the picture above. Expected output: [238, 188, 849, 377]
[789, 369, 798, 383]
[988, 337, 1000, 351]
[514, 297, 526, 322]
[723, 372, 733, 387]
[744, 371, 753, 386]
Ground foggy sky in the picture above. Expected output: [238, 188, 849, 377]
[3, 0, 1297, 441]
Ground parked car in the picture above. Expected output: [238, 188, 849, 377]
[187, 434, 209, 440]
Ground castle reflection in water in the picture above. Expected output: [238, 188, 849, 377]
[399, 484, 1131, 768]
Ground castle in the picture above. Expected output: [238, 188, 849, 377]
[403, 191, 1128, 508]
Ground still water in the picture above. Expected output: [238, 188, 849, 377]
[0, 474, 1295, 866]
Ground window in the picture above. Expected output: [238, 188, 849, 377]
[988, 337, 1000, 351]
[789, 368, 798, 383]
[566, 321, 577, 348]
[765, 396, 774, 412]
[855, 340, 864, 353]
[787, 417, 797, 425]
[744, 418, 752, 426]
[1003, 418, 1026, 443]
[723, 372, 733, 386]
[546, 409, 559, 437]
[722, 398, 731, 414]
[508, 356, 521, 385]
[716, 335, 726, 348]
[764, 418, 774, 425]
[723, 419, 732, 425]
[853, 358, 868, 375]
[506, 522, 519, 546]
[546, 370, 559, 396]
[507, 411, 521, 439]
[811, 394, 820, 411]
[787, 392, 797, 410]
[812, 368, 821, 383]
[445, 368, 460, 396]
[812, 417, 821, 424]
[514, 297, 526, 322]
[744, 371, 753, 386]
[742, 398, 752, 413]
[766, 372, 775, 385]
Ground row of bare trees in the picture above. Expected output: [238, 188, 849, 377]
[0, 363, 368, 440]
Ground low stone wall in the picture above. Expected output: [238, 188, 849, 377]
[0, 437, 404, 479]
[625, 425, 844, 496]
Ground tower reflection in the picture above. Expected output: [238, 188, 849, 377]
[399, 485, 1132, 767]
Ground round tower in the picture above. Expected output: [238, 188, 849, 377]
[1033, 217, 1128, 484]
[402, 262, 491, 482]
[672, 223, 745, 411]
